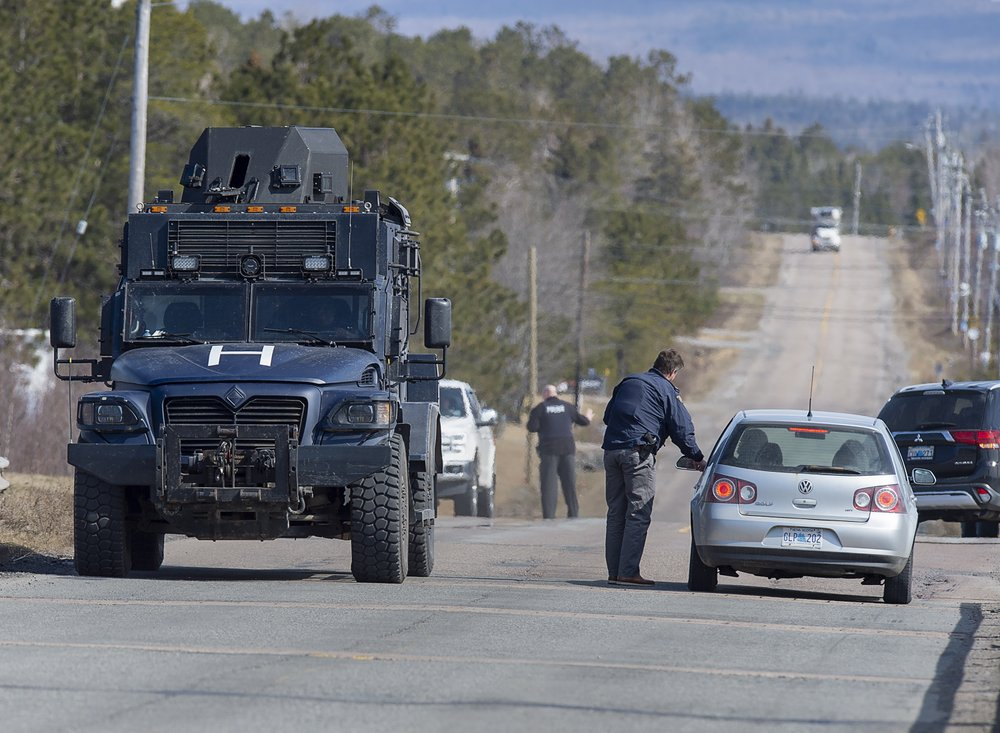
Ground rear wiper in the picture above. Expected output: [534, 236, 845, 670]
[263, 327, 337, 346]
[136, 331, 203, 344]
[915, 422, 955, 430]
[795, 465, 861, 475]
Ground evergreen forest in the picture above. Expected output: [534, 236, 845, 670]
[0, 1, 937, 416]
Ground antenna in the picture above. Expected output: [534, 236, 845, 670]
[807, 365, 815, 418]
[347, 162, 353, 268]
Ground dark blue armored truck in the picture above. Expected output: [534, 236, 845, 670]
[49, 126, 451, 583]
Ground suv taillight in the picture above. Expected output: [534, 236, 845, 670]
[952, 430, 1000, 449]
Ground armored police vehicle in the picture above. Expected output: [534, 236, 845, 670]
[49, 126, 450, 583]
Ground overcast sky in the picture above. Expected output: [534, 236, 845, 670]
[174, 0, 1000, 106]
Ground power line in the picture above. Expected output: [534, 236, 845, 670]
[148, 95, 924, 141]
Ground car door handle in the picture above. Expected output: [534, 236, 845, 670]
[793, 499, 817, 508]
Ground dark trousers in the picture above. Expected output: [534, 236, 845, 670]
[604, 448, 657, 578]
[539, 452, 579, 519]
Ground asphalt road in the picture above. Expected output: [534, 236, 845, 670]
[2, 235, 1000, 732]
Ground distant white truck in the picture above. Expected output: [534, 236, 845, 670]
[810, 206, 842, 252]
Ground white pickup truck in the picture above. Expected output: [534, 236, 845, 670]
[810, 206, 842, 252]
[436, 379, 498, 517]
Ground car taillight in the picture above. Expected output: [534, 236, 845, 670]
[711, 477, 736, 503]
[952, 430, 1000, 449]
[708, 475, 756, 504]
[853, 488, 872, 511]
[976, 487, 992, 503]
[854, 485, 904, 513]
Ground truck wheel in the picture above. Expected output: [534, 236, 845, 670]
[350, 434, 409, 583]
[454, 460, 479, 516]
[74, 469, 131, 578]
[884, 552, 913, 605]
[978, 520, 1000, 538]
[477, 473, 495, 518]
[408, 471, 435, 577]
[961, 520, 979, 538]
[131, 532, 164, 571]
[687, 534, 717, 592]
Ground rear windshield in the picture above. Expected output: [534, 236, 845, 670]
[878, 391, 987, 432]
[719, 424, 893, 475]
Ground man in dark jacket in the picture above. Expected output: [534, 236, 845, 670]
[602, 349, 706, 586]
[527, 385, 593, 519]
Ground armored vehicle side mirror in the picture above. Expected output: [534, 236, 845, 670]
[424, 298, 452, 349]
[478, 407, 499, 427]
[50, 297, 77, 349]
[911, 468, 936, 485]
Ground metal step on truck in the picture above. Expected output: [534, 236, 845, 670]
[50, 125, 451, 583]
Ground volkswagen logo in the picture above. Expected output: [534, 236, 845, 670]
[798, 479, 813, 495]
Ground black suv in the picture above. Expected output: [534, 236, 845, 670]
[877, 380, 1000, 537]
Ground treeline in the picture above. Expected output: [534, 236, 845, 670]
[0, 0, 935, 418]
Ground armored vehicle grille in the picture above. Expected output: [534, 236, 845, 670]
[165, 396, 306, 450]
[168, 220, 335, 276]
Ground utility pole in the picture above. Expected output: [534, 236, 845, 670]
[961, 177, 973, 344]
[573, 230, 590, 410]
[127, 0, 151, 215]
[851, 162, 862, 236]
[950, 156, 964, 335]
[525, 246, 538, 488]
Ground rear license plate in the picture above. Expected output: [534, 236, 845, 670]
[907, 445, 934, 461]
[780, 527, 823, 549]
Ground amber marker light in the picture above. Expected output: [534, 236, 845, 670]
[149, 205, 167, 213]
[214, 205, 231, 213]
[247, 206, 264, 213]
[279, 206, 297, 213]
[343, 205, 361, 213]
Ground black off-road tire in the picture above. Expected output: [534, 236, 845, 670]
[454, 459, 479, 516]
[350, 435, 409, 583]
[74, 469, 132, 578]
[477, 473, 495, 518]
[687, 534, 718, 592]
[407, 471, 435, 577]
[961, 520, 979, 538]
[131, 531, 165, 571]
[884, 552, 913, 605]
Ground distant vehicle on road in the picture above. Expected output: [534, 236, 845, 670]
[878, 380, 1000, 538]
[437, 379, 497, 517]
[685, 409, 924, 604]
[810, 206, 842, 252]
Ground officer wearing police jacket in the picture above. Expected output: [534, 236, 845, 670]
[527, 385, 593, 519]
[602, 348, 706, 586]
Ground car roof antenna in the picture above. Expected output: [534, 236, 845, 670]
[807, 365, 815, 419]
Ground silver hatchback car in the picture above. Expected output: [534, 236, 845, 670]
[687, 410, 926, 604]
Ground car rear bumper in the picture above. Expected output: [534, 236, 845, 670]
[692, 505, 915, 578]
[913, 484, 1000, 521]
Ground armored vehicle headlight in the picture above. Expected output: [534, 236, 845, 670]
[78, 398, 143, 431]
[325, 400, 395, 429]
[302, 255, 332, 272]
[170, 255, 200, 273]
[240, 254, 263, 279]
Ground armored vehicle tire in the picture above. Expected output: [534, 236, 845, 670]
[408, 472, 435, 577]
[884, 552, 913, 605]
[687, 534, 718, 592]
[454, 459, 479, 516]
[961, 520, 978, 538]
[350, 435, 409, 583]
[131, 531, 165, 571]
[74, 469, 131, 578]
[477, 474, 495, 518]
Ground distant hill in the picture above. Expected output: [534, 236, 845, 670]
[707, 93, 1000, 151]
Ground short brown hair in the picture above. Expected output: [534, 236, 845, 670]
[653, 348, 684, 375]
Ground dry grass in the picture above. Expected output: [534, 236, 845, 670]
[0, 473, 73, 563]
